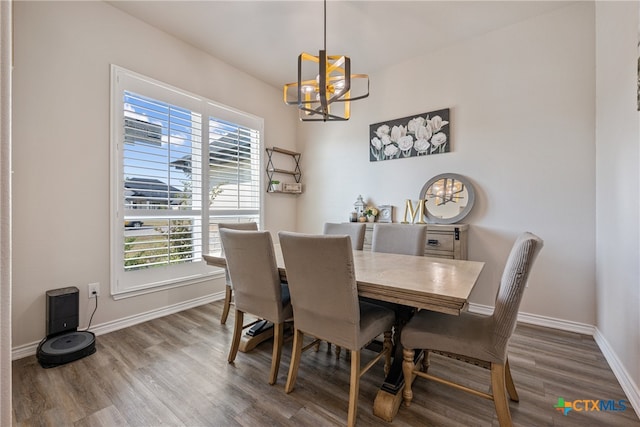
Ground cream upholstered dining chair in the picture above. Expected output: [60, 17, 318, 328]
[278, 231, 395, 427]
[401, 232, 543, 426]
[219, 228, 293, 385]
[367, 223, 427, 311]
[321, 222, 367, 357]
[371, 223, 427, 256]
[323, 222, 366, 250]
[218, 222, 258, 325]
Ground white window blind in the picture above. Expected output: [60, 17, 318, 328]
[111, 66, 263, 298]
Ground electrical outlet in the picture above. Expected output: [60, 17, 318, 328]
[88, 283, 100, 299]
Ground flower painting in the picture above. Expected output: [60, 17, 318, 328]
[369, 108, 450, 162]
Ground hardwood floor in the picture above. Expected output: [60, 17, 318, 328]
[12, 301, 640, 426]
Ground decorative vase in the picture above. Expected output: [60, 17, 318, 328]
[269, 183, 281, 192]
[367, 215, 375, 223]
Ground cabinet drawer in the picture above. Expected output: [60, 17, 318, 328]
[425, 232, 454, 253]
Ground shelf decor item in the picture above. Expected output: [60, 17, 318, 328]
[377, 205, 393, 223]
[365, 206, 378, 222]
[369, 108, 450, 162]
[269, 180, 281, 192]
[353, 195, 365, 218]
[283, 183, 303, 194]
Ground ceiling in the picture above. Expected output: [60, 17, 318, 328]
[108, 1, 575, 89]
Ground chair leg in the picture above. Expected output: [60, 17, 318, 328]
[505, 358, 519, 402]
[347, 350, 361, 427]
[383, 331, 392, 376]
[491, 363, 513, 427]
[421, 350, 431, 372]
[227, 310, 243, 363]
[402, 348, 415, 407]
[285, 329, 304, 393]
[220, 284, 232, 325]
[335, 345, 342, 359]
[269, 322, 284, 385]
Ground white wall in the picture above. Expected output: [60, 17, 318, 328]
[595, 0, 640, 407]
[11, 1, 298, 348]
[298, 2, 596, 324]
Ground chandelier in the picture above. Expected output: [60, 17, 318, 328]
[426, 177, 466, 206]
[283, 0, 369, 122]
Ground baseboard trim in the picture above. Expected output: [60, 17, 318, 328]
[469, 303, 638, 416]
[12, 291, 225, 361]
[593, 328, 640, 416]
[468, 303, 596, 335]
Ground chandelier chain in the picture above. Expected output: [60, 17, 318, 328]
[323, 0, 327, 51]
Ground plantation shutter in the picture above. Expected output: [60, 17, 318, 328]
[111, 65, 263, 298]
[207, 117, 261, 254]
[122, 90, 203, 271]
[208, 118, 260, 214]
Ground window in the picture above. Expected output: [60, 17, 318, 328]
[111, 66, 263, 298]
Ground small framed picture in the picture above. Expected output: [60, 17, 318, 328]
[282, 183, 302, 193]
[378, 205, 393, 223]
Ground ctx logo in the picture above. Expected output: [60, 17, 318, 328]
[554, 397, 627, 416]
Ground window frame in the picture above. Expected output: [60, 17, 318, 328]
[110, 65, 264, 299]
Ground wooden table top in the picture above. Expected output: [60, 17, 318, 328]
[203, 245, 484, 315]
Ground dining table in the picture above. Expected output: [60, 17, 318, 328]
[203, 244, 484, 422]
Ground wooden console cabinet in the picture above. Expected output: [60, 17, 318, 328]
[364, 223, 468, 260]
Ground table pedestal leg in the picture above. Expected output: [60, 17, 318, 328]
[372, 305, 419, 421]
[373, 350, 422, 421]
[239, 320, 274, 353]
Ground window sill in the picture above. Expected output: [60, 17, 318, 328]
[111, 269, 224, 300]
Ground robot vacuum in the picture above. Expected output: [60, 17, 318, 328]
[36, 286, 97, 368]
[37, 331, 96, 368]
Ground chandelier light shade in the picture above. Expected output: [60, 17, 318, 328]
[283, 0, 369, 122]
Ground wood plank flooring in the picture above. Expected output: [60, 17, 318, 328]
[12, 301, 640, 426]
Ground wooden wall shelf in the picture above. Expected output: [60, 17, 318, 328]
[266, 147, 302, 194]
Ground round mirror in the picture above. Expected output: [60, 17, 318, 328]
[419, 173, 475, 224]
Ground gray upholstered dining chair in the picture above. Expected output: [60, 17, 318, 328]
[217, 222, 258, 325]
[400, 232, 543, 426]
[323, 222, 366, 250]
[371, 223, 427, 256]
[219, 228, 293, 385]
[278, 231, 395, 427]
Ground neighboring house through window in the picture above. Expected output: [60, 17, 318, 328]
[111, 65, 263, 298]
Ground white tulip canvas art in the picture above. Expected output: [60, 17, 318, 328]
[369, 108, 450, 162]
